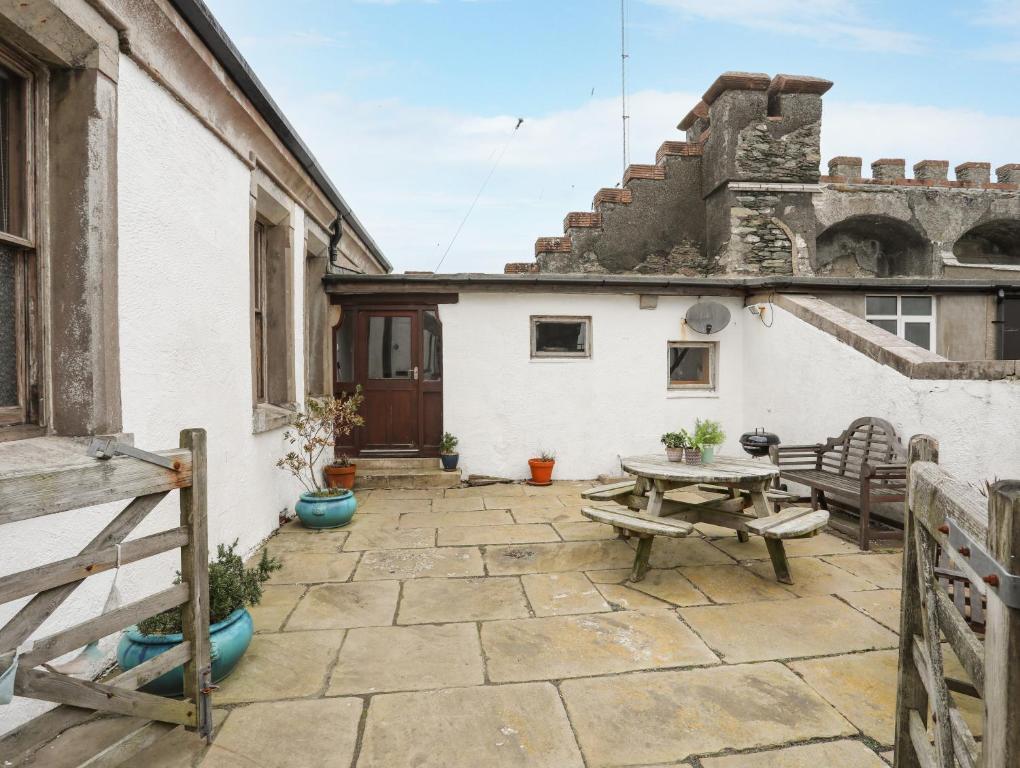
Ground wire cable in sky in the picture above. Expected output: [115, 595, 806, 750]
[433, 118, 523, 273]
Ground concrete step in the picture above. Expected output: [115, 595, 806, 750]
[355, 457, 441, 470]
[355, 466, 461, 490]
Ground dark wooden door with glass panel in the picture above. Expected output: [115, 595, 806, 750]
[333, 304, 443, 456]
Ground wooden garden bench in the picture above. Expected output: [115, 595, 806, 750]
[580, 505, 693, 582]
[769, 416, 907, 550]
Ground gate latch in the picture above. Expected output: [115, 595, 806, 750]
[86, 437, 182, 471]
[947, 519, 1020, 609]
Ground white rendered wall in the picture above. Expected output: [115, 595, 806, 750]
[441, 293, 747, 479]
[742, 303, 1020, 485]
[0, 57, 308, 735]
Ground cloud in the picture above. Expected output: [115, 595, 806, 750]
[967, 0, 1020, 62]
[641, 0, 925, 54]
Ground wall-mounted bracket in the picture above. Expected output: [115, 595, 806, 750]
[86, 437, 181, 471]
[948, 518, 1020, 608]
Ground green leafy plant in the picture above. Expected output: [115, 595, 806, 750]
[277, 388, 365, 495]
[536, 449, 556, 462]
[331, 453, 353, 468]
[137, 541, 281, 635]
[692, 418, 725, 449]
[661, 430, 691, 449]
[439, 432, 459, 454]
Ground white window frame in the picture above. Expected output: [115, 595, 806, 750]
[667, 341, 717, 391]
[865, 295, 936, 353]
[530, 315, 592, 359]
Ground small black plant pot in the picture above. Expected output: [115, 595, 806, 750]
[441, 453, 459, 471]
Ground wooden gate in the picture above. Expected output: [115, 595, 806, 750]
[894, 435, 1020, 767]
[0, 429, 212, 738]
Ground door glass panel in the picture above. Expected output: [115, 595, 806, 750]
[423, 310, 442, 381]
[868, 319, 897, 334]
[334, 312, 354, 383]
[0, 246, 16, 405]
[865, 296, 897, 316]
[904, 321, 932, 350]
[901, 296, 932, 316]
[368, 316, 412, 379]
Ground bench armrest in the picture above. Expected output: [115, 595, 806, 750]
[770, 443, 824, 469]
[861, 461, 907, 479]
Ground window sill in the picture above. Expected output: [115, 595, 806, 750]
[666, 390, 719, 399]
[252, 403, 296, 435]
[0, 433, 134, 477]
[528, 357, 592, 364]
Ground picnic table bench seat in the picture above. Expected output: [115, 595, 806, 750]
[770, 416, 907, 550]
[744, 506, 830, 540]
[581, 505, 692, 582]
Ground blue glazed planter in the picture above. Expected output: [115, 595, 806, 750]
[440, 453, 459, 471]
[116, 607, 253, 696]
[295, 490, 357, 529]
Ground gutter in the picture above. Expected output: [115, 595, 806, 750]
[168, 0, 392, 274]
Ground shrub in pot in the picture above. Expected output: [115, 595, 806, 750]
[439, 432, 459, 471]
[277, 388, 364, 529]
[528, 449, 556, 485]
[693, 418, 725, 464]
[116, 541, 280, 696]
[661, 430, 690, 462]
[324, 453, 357, 490]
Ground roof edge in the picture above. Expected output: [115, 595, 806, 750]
[169, 0, 392, 273]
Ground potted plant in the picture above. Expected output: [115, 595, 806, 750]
[661, 430, 690, 462]
[277, 388, 364, 529]
[693, 418, 725, 464]
[439, 432, 459, 471]
[116, 541, 280, 696]
[324, 453, 357, 490]
[528, 449, 556, 485]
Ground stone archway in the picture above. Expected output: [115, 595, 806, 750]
[815, 215, 931, 277]
[952, 218, 1020, 266]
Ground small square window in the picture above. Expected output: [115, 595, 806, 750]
[668, 342, 716, 390]
[530, 316, 591, 358]
[865, 294, 936, 352]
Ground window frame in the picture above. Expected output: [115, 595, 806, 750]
[865, 294, 936, 353]
[529, 315, 592, 359]
[666, 341, 717, 391]
[252, 217, 269, 403]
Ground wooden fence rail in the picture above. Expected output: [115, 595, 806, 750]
[0, 428, 211, 740]
[894, 435, 1020, 768]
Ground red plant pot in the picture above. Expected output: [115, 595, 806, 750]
[528, 459, 555, 485]
[324, 464, 357, 490]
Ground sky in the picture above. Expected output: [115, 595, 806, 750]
[203, 0, 1020, 274]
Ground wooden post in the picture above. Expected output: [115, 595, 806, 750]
[983, 480, 1020, 767]
[893, 434, 937, 768]
[179, 429, 210, 735]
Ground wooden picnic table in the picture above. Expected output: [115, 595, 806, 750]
[618, 454, 795, 583]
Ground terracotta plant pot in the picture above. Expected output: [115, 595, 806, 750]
[683, 448, 702, 466]
[665, 447, 684, 462]
[528, 459, 555, 485]
[324, 463, 357, 490]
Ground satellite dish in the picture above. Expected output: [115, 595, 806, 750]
[685, 302, 731, 335]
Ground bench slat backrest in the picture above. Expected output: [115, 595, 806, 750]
[822, 417, 905, 479]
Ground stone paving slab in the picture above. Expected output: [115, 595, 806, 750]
[521, 572, 611, 616]
[560, 662, 855, 767]
[356, 498, 433, 514]
[647, 537, 736, 568]
[823, 553, 903, 589]
[553, 521, 619, 541]
[710, 532, 858, 561]
[342, 527, 436, 551]
[200, 698, 362, 768]
[790, 649, 899, 745]
[600, 568, 710, 607]
[248, 584, 305, 632]
[399, 509, 514, 528]
[445, 483, 526, 498]
[355, 546, 484, 580]
[344, 511, 399, 530]
[679, 564, 798, 604]
[699, 739, 889, 768]
[260, 530, 347, 553]
[839, 589, 902, 632]
[680, 595, 898, 663]
[370, 488, 444, 500]
[327, 623, 484, 695]
[488, 495, 564, 511]
[484, 540, 637, 575]
[437, 522, 560, 546]
[398, 577, 530, 624]
[272, 552, 361, 584]
[594, 583, 676, 612]
[357, 682, 584, 768]
[433, 496, 487, 512]
[747, 556, 878, 596]
[214, 630, 344, 703]
[482, 610, 718, 682]
[286, 581, 400, 630]
[510, 506, 589, 524]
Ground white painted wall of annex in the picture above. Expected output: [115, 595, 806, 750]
[441, 292, 748, 480]
[0, 56, 308, 735]
[743, 303, 1020, 486]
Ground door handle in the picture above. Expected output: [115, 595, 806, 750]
[412, 366, 419, 380]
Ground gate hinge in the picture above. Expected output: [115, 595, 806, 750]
[947, 519, 1020, 609]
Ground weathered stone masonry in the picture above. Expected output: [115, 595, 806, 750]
[517, 71, 1020, 279]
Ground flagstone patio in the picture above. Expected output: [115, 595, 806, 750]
[141, 481, 966, 767]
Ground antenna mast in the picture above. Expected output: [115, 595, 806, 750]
[620, 0, 630, 179]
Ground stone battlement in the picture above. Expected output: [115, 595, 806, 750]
[820, 157, 1018, 189]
